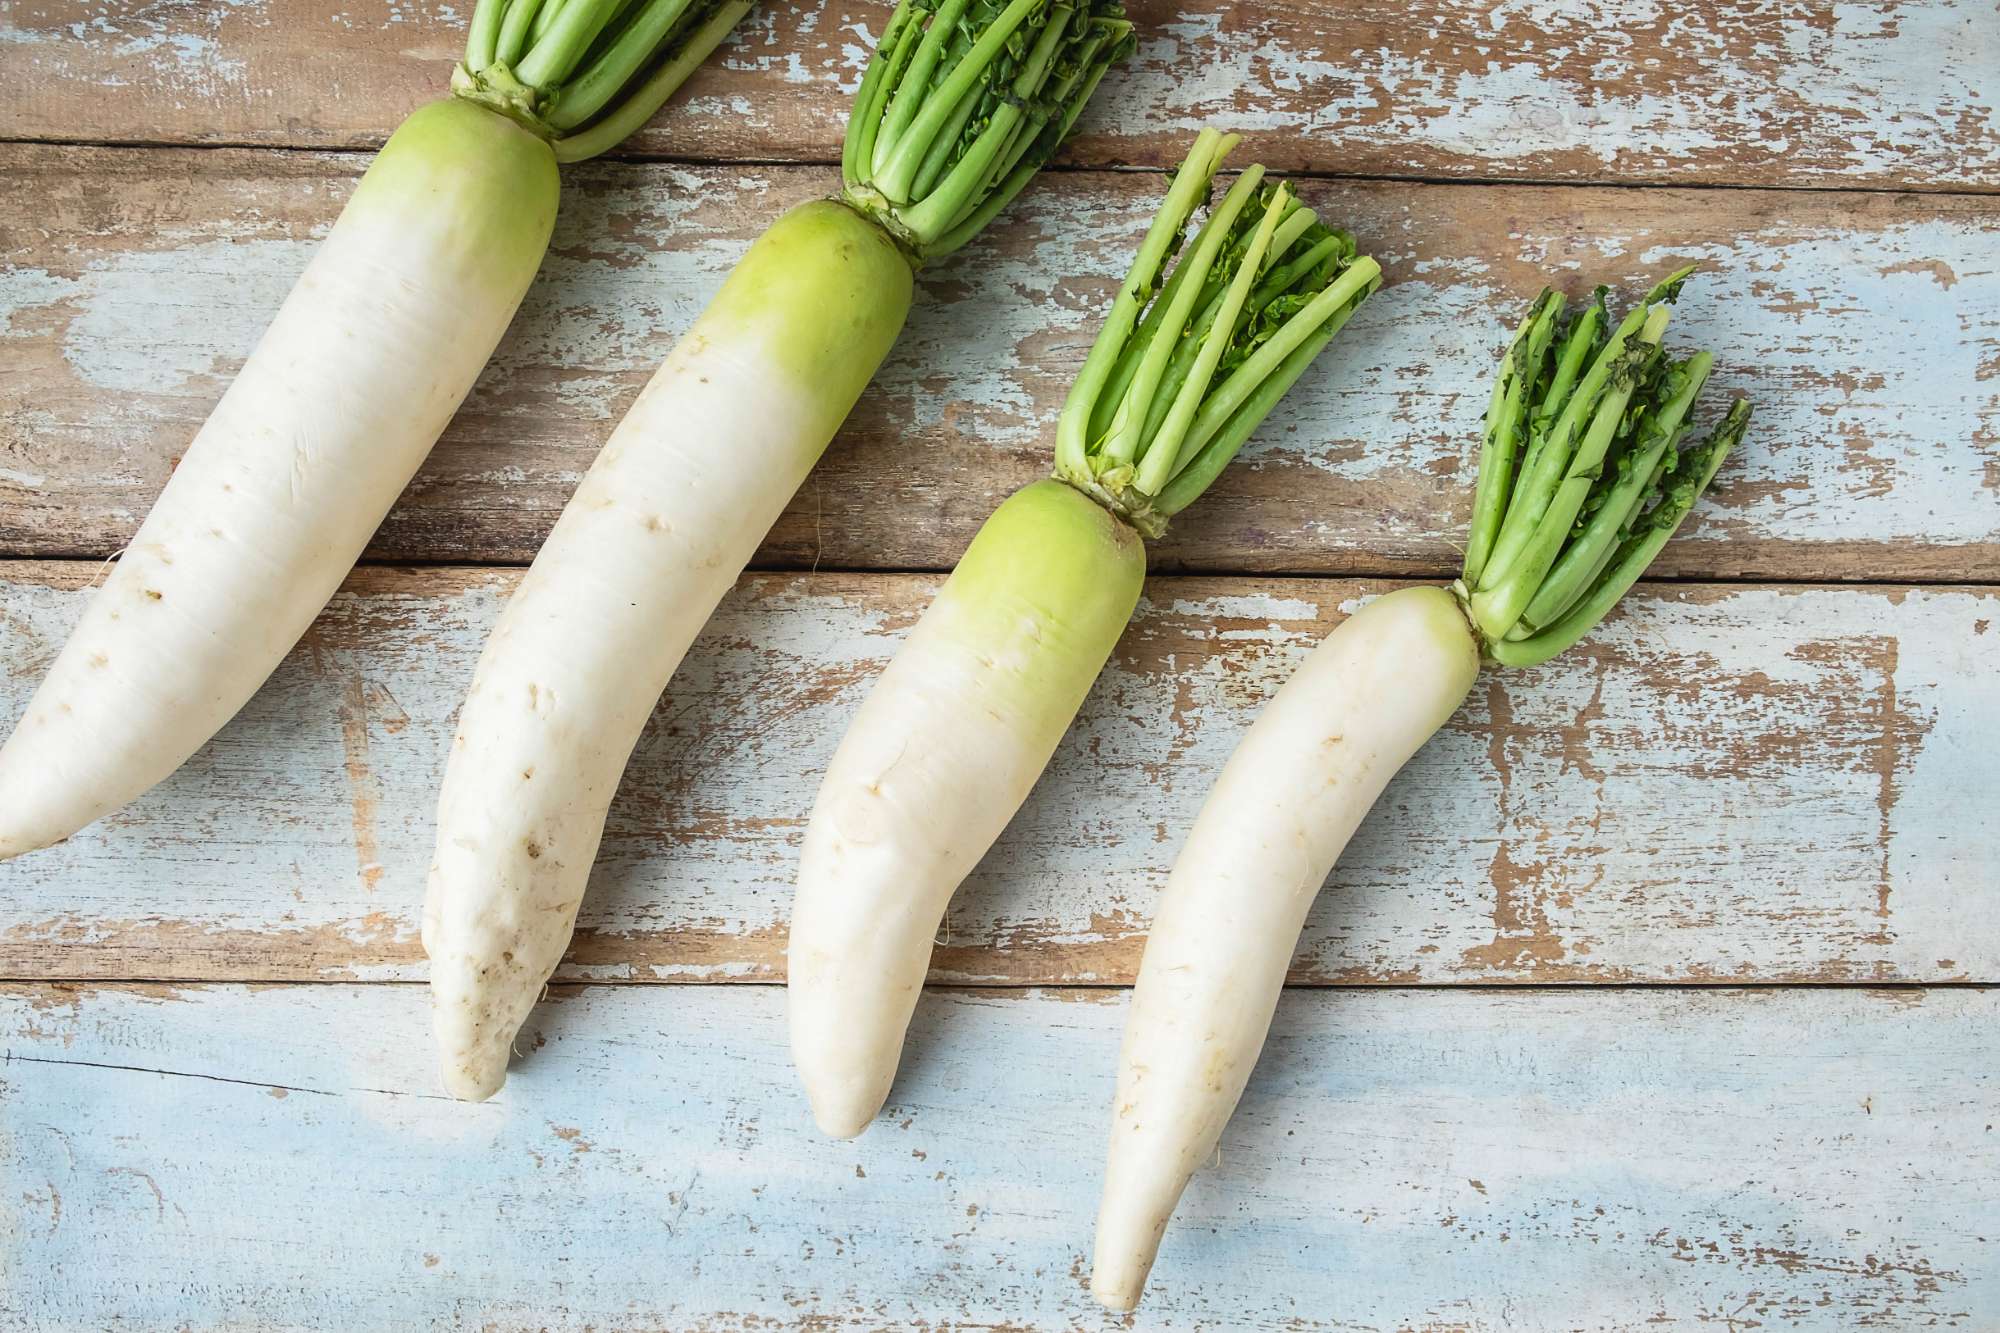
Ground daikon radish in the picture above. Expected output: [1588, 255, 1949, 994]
[424, 0, 1137, 1101]
[787, 128, 1383, 1137]
[0, 0, 750, 859]
[1091, 272, 1754, 1310]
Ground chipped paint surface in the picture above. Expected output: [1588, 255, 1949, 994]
[1108, 0, 1999, 186]
[4, 153, 1998, 577]
[0, 566, 1990, 987]
[3, 0, 1994, 188]
[2, 2, 1994, 1324]
[2, 983, 1994, 1327]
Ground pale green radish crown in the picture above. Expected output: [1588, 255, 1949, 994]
[1054, 129, 1383, 537]
[842, 0, 1136, 264]
[1456, 271, 1754, 667]
[453, 0, 753, 161]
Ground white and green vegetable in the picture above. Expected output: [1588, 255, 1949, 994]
[787, 129, 1383, 1138]
[1090, 272, 1754, 1310]
[0, 0, 750, 860]
[423, 0, 1136, 1102]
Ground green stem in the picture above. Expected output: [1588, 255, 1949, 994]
[917, 1, 1075, 212]
[893, 3, 1075, 241]
[1132, 271, 1247, 454]
[1100, 167, 1266, 467]
[466, 0, 508, 68]
[1129, 199, 1321, 452]
[516, 0, 624, 89]
[1263, 204, 1320, 273]
[1463, 290, 1562, 588]
[870, 0, 972, 192]
[1133, 184, 1291, 495]
[1477, 280, 1678, 594]
[1053, 128, 1379, 536]
[843, 1, 925, 192]
[1519, 350, 1712, 630]
[529, 0, 571, 45]
[546, 0, 693, 129]
[931, 19, 1124, 248]
[1250, 233, 1340, 306]
[1049, 20, 1128, 139]
[1469, 303, 1671, 639]
[1168, 255, 1380, 474]
[1086, 214, 1218, 447]
[905, 70, 993, 204]
[1501, 297, 1604, 534]
[875, 0, 1044, 205]
[1054, 128, 1232, 485]
[1153, 296, 1360, 516]
[1532, 295, 1604, 438]
[928, 23, 1118, 257]
[895, 105, 1030, 242]
[495, 0, 550, 65]
[1490, 399, 1750, 667]
[1514, 432, 1677, 638]
[549, 0, 749, 162]
[845, 5, 1133, 263]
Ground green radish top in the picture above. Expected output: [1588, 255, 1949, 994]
[842, 0, 1136, 264]
[1455, 272, 1754, 668]
[453, 0, 752, 161]
[1053, 128, 1383, 538]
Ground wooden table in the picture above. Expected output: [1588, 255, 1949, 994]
[3, 2, 1997, 1327]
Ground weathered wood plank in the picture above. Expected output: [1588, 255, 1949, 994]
[1, 564, 1990, 986]
[3, 0, 1996, 190]
[4, 149, 1997, 580]
[3, 983, 1993, 1328]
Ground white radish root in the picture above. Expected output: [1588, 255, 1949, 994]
[1092, 585, 1480, 1309]
[788, 480, 1145, 1137]
[424, 200, 912, 1101]
[0, 100, 557, 861]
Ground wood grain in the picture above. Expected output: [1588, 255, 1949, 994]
[3, 0, 1996, 190]
[3, 4, 1993, 1327]
[1, 563, 1990, 986]
[4, 982, 1994, 1329]
[4, 148, 1998, 579]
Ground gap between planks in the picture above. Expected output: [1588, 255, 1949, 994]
[6, 137, 2000, 201]
[0, 556, 1992, 595]
[4, 977, 1997, 993]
